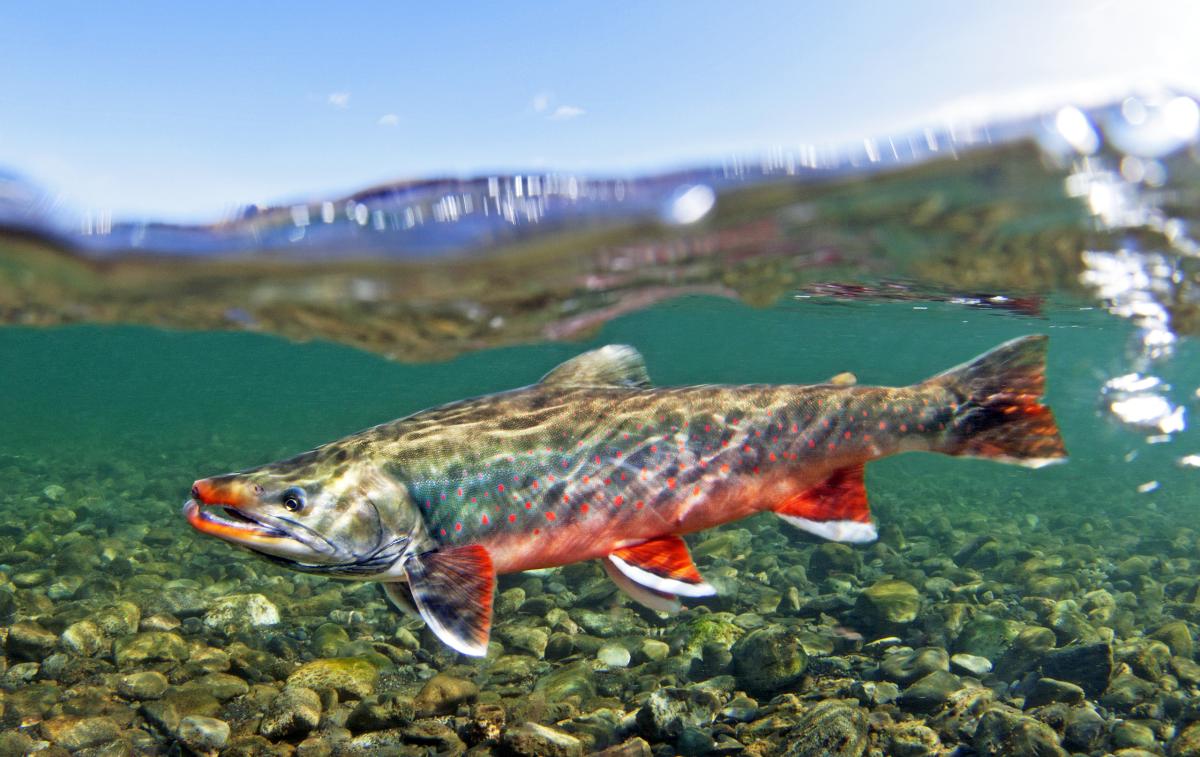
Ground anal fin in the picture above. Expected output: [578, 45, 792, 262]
[404, 544, 495, 657]
[609, 535, 715, 598]
[775, 464, 877, 543]
[602, 557, 682, 614]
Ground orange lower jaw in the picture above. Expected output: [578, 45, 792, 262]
[183, 499, 278, 545]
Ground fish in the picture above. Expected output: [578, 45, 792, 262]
[184, 335, 1066, 656]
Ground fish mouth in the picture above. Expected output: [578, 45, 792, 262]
[183, 499, 290, 543]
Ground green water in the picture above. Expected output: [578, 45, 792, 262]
[2, 295, 1193, 526]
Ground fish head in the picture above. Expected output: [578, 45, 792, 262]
[184, 450, 422, 577]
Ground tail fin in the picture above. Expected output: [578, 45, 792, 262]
[928, 335, 1067, 468]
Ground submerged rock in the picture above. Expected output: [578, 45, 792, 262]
[636, 687, 720, 742]
[203, 593, 281, 630]
[785, 700, 868, 757]
[114, 631, 188, 667]
[973, 706, 1066, 756]
[732, 626, 808, 697]
[500, 722, 584, 757]
[855, 579, 920, 631]
[177, 716, 230, 755]
[286, 657, 378, 699]
[414, 673, 479, 717]
[261, 686, 322, 740]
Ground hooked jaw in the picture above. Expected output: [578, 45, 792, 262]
[184, 478, 290, 545]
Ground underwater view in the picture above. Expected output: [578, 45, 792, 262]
[4, 7, 1200, 756]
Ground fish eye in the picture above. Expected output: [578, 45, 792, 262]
[281, 487, 306, 513]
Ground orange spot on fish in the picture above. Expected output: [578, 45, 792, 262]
[879, 421, 887, 430]
[635, 500, 644, 509]
[580, 503, 589, 514]
[667, 478, 676, 489]
[769, 452, 777, 462]
[614, 496, 624, 507]
[693, 485, 701, 496]
[844, 431, 852, 439]
[900, 423, 908, 432]
[546, 512, 556, 521]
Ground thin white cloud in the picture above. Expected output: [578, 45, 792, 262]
[532, 92, 551, 113]
[377, 113, 400, 127]
[327, 92, 351, 109]
[549, 105, 586, 120]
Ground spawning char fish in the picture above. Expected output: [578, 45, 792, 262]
[184, 336, 1066, 655]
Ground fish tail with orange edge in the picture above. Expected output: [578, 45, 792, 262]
[927, 334, 1068, 468]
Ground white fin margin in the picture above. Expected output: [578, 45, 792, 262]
[780, 515, 878, 543]
[607, 554, 716, 597]
[602, 558, 682, 614]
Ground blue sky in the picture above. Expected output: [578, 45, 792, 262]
[1, 1, 1196, 221]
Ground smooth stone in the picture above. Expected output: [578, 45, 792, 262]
[114, 632, 188, 667]
[94, 602, 141, 636]
[414, 673, 479, 717]
[40, 715, 122, 751]
[880, 647, 950, 685]
[311, 623, 351, 657]
[1100, 672, 1156, 710]
[1024, 677, 1084, 708]
[855, 579, 921, 629]
[1112, 721, 1158, 751]
[203, 593, 280, 629]
[287, 657, 378, 700]
[178, 716, 230, 754]
[60, 620, 103, 657]
[731, 627, 808, 697]
[7, 621, 59, 660]
[954, 616, 1020, 659]
[677, 726, 716, 756]
[597, 644, 632, 668]
[1063, 706, 1106, 752]
[194, 672, 250, 701]
[495, 625, 549, 659]
[261, 686, 322, 740]
[118, 671, 169, 700]
[534, 661, 597, 702]
[501, 722, 584, 757]
[808, 543, 862, 579]
[898, 671, 965, 713]
[1152, 621, 1194, 660]
[784, 700, 868, 757]
[973, 706, 1066, 756]
[1040, 643, 1113, 697]
[950, 653, 992, 677]
[13, 570, 50, 588]
[639, 639, 670, 663]
[886, 721, 943, 757]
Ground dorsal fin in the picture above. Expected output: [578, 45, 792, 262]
[539, 345, 651, 388]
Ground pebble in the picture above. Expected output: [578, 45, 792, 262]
[950, 652, 992, 677]
[177, 716, 231, 754]
[260, 686, 322, 739]
[597, 643, 632, 668]
[413, 673, 479, 717]
[501, 722, 584, 757]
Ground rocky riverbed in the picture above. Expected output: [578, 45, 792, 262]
[2, 453, 1199, 756]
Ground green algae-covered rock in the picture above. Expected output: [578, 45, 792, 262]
[732, 627, 808, 698]
[534, 661, 596, 703]
[855, 579, 921, 631]
[310, 622, 351, 658]
[1152, 620, 1194, 659]
[114, 631, 188, 667]
[808, 543, 862, 580]
[669, 613, 744, 659]
[973, 706, 1066, 756]
[260, 686, 322, 740]
[286, 657, 378, 699]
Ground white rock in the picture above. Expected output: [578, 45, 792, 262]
[597, 643, 631, 668]
[203, 593, 280, 629]
[951, 653, 993, 677]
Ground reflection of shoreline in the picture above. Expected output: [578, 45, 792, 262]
[1, 139, 1194, 363]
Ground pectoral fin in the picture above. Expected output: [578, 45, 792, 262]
[774, 464, 877, 543]
[608, 535, 715, 598]
[404, 544, 495, 657]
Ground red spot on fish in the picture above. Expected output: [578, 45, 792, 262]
[635, 500, 644, 509]
[704, 424, 711, 432]
[470, 497, 477, 503]
[580, 503, 589, 514]
[604, 477, 611, 485]
[457, 488, 463, 497]
[743, 444, 752, 453]
[455, 522, 462, 532]
[667, 478, 676, 489]
[497, 484, 504, 493]
[525, 501, 533, 509]
[615, 451, 622, 459]
[582, 475, 590, 484]
[769, 452, 777, 462]
[828, 442, 836, 450]
[792, 423, 800, 433]
[651, 445, 658, 453]
[562, 494, 570, 503]
[546, 512, 556, 521]
[533, 528, 541, 535]
[508, 514, 517, 523]
[721, 464, 730, 473]
[844, 431, 852, 439]
[879, 421, 887, 430]
[620, 472, 627, 481]
[900, 423, 908, 432]
[808, 439, 816, 448]
[594, 455, 601, 464]
[532, 480, 540, 489]
[614, 496, 624, 507]
[481, 515, 489, 525]
[917, 423, 925, 431]
[693, 485, 701, 496]
[731, 418, 739, 425]
[440, 528, 447, 536]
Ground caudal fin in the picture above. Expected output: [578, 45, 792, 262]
[928, 335, 1067, 468]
